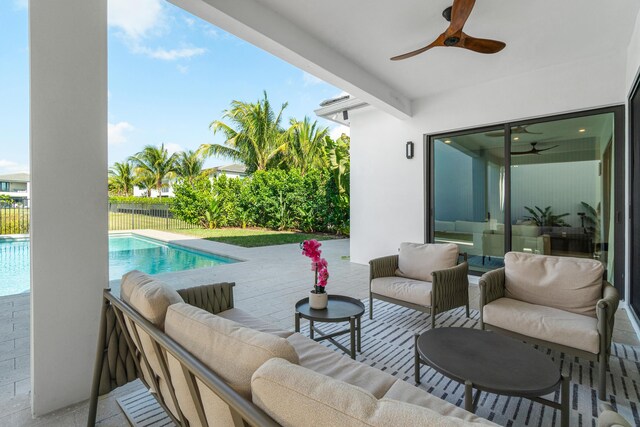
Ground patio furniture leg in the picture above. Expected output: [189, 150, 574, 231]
[414, 334, 421, 385]
[369, 296, 373, 320]
[464, 381, 474, 413]
[431, 309, 436, 329]
[350, 316, 356, 359]
[309, 320, 314, 339]
[466, 302, 470, 318]
[561, 374, 569, 427]
[87, 296, 109, 427]
[357, 316, 361, 352]
[294, 312, 300, 333]
[598, 356, 606, 400]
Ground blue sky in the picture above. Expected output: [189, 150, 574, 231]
[0, 0, 347, 174]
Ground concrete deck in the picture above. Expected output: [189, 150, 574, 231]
[1, 232, 638, 426]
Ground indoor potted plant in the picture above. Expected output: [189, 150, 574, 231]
[301, 239, 329, 309]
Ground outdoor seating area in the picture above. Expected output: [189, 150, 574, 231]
[77, 241, 636, 427]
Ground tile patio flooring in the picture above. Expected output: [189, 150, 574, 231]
[0, 233, 637, 426]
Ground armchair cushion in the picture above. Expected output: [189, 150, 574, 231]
[371, 277, 432, 306]
[165, 303, 299, 399]
[396, 242, 459, 282]
[483, 298, 599, 354]
[504, 252, 603, 317]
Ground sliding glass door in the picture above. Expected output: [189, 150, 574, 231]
[428, 106, 624, 293]
[431, 128, 506, 273]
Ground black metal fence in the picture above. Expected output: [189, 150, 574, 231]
[108, 202, 198, 231]
[0, 199, 198, 235]
[0, 202, 29, 235]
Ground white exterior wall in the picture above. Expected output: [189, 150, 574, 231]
[350, 50, 627, 265]
[30, 0, 107, 416]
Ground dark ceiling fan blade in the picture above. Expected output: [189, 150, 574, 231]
[535, 145, 560, 152]
[448, 0, 476, 34]
[390, 34, 445, 61]
[459, 33, 506, 54]
[510, 150, 534, 156]
[485, 130, 506, 137]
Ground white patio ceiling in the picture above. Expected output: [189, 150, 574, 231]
[170, 0, 639, 118]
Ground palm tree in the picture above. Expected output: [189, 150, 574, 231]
[325, 134, 350, 196]
[129, 144, 178, 197]
[199, 91, 288, 173]
[285, 116, 329, 174]
[108, 161, 135, 196]
[135, 173, 156, 198]
[176, 150, 205, 183]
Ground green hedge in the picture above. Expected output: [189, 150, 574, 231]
[108, 196, 173, 205]
[172, 169, 349, 235]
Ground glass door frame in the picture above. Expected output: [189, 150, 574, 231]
[629, 74, 640, 316]
[425, 105, 625, 294]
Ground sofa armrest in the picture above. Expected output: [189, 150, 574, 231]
[369, 255, 399, 282]
[432, 262, 469, 312]
[479, 268, 505, 329]
[177, 282, 235, 315]
[597, 281, 619, 357]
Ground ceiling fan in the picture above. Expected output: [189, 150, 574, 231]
[510, 142, 560, 156]
[485, 125, 543, 138]
[390, 0, 506, 61]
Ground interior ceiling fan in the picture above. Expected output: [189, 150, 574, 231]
[485, 125, 543, 138]
[510, 142, 560, 156]
[390, 0, 506, 61]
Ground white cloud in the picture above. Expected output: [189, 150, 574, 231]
[108, 0, 165, 40]
[108, 122, 134, 145]
[177, 65, 189, 74]
[136, 46, 206, 61]
[164, 143, 183, 155]
[183, 17, 196, 27]
[330, 125, 350, 140]
[0, 160, 28, 174]
[302, 71, 324, 86]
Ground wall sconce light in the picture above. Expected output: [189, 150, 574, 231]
[406, 141, 414, 159]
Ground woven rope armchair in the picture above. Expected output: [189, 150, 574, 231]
[369, 246, 469, 329]
[479, 254, 619, 400]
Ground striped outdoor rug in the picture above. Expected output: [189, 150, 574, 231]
[299, 299, 640, 426]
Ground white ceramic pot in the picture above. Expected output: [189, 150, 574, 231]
[309, 290, 328, 310]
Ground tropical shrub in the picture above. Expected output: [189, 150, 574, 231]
[172, 169, 349, 234]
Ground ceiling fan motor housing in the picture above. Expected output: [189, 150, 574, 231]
[445, 36, 460, 46]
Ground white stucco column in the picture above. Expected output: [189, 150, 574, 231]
[30, 0, 108, 416]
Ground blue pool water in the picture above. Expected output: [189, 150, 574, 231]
[0, 234, 237, 296]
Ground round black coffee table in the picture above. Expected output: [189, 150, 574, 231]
[294, 295, 365, 359]
[414, 327, 569, 427]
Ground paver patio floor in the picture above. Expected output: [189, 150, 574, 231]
[0, 233, 637, 426]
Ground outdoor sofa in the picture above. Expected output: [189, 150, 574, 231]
[369, 242, 469, 328]
[479, 252, 619, 400]
[88, 270, 495, 426]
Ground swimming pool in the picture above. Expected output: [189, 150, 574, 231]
[0, 234, 238, 296]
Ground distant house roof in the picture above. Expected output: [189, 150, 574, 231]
[217, 164, 247, 174]
[0, 173, 30, 182]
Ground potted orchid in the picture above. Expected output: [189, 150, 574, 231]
[301, 239, 329, 309]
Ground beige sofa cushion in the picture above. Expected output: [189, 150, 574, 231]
[396, 242, 459, 282]
[119, 270, 184, 417]
[165, 303, 298, 399]
[383, 379, 491, 424]
[287, 332, 396, 398]
[217, 308, 293, 338]
[504, 252, 603, 317]
[120, 270, 183, 329]
[252, 358, 493, 427]
[483, 297, 599, 354]
[371, 277, 432, 307]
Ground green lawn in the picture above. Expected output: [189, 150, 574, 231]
[170, 227, 344, 248]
